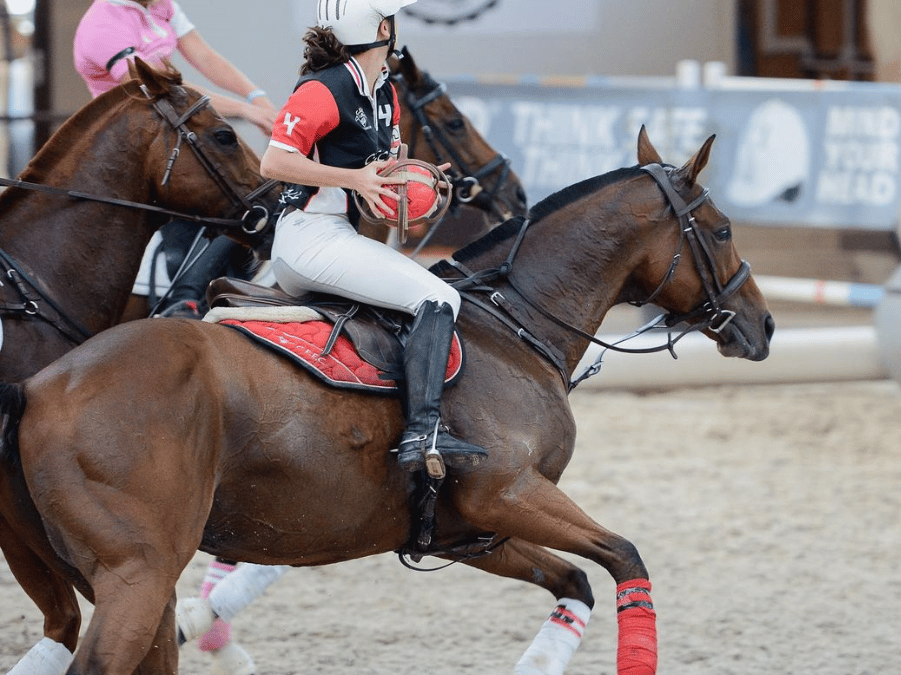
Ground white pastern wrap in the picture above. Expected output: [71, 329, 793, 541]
[6, 638, 74, 675]
[210, 641, 256, 675]
[208, 563, 291, 623]
[514, 598, 592, 675]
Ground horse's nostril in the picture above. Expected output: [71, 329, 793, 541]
[764, 313, 776, 342]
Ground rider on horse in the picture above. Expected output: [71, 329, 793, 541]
[260, 0, 487, 475]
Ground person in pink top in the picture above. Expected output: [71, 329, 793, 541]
[72, 0, 277, 325]
[74, 0, 275, 134]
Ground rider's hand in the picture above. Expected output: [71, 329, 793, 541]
[354, 160, 406, 218]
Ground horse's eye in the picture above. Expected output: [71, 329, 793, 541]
[445, 117, 466, 133]
[713, 226, 732, 242]
[214, 128, 238, 145]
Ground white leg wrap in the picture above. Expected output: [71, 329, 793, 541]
[6, 638, 74, 675]
[210, 642, 256, 675]
[208, 564, 290, 623]
[514, 598, 592, 675]
[176, 597, 217, 644]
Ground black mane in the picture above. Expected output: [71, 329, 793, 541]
[434, 165, 643, 271]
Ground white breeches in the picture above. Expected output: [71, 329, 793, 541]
[270, 210, 460, 318]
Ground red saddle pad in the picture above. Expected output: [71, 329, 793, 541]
[221, 319, 463, 393]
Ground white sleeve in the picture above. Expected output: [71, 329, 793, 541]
[170, 2, 196, 38]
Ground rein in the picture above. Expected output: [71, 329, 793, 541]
[0, 85, 279, 345]
[145, 88, 278, 234]
[448, 164, 752, 389]
[0, 174, 275, 230]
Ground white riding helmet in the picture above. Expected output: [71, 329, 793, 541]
[317, 0, 417, 51]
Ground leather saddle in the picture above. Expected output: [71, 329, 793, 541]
[206, 277, 409, 374]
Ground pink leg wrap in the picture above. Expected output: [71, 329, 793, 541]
[616, 579, 658, 675]
[198, 560, 235, 652]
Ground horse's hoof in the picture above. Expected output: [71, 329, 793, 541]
[176, 597, 216, 645]
[211, 642, 256, 675]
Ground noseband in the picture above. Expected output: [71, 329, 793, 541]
[393, 73, 514, 221]
[446, 164, 753, 388]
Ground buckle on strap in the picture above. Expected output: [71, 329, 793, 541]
[708, 309, 736, 334]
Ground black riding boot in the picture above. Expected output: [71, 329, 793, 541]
[159, 235, 244, 318]
[396, 301, 487, 475]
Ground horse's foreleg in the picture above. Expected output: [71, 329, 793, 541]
[461, 537, 593, 675]
[455, 477, 657, 675]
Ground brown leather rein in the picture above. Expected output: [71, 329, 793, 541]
[0, 88, 280, 345]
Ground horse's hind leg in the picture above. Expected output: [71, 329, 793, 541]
[0, 515, 79, 674]
[133, 593, 179, 675]
[70, 569, 180, 675]
[462, 537, 594, 675]
[455, 479, 657, 675]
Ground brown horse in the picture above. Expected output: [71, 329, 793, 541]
[0, 57, 279, 663]
[0, 58, 278, 383]
[0, 128, 772, 675]
[391, 46, 527, 224]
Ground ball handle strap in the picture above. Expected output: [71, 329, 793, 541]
[354, 159, 453, 243]
[397, 181, 410, 244]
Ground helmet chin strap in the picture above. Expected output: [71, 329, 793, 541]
[346, 14, 397, 55]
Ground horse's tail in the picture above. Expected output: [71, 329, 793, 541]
[0, 382, 26, 469]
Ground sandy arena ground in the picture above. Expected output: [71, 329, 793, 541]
[1, 375, 899, 674]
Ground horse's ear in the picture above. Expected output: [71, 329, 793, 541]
[637, 125, 663, 166]
[396, 46, 423, 88]
[132, 56, 168, 97]
[678, 133, 716, 185]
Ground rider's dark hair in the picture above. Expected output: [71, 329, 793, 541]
[300, 27, 351, 75]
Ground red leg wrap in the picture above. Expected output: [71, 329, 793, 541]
[616, 579, 657, 675]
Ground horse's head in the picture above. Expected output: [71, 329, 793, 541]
[630, 126, 774, 360]
[125, 58, 280, 253]
[391, 47, 528, 222]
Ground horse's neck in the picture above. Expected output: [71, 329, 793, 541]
[0, 116, 161, 330]
[464, 207, 639, 376]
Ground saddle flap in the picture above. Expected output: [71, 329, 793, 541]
[207, 277, 296, 308]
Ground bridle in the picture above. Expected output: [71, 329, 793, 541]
[446, 163, 752, 389]
[0, 85, 280, 345]
[146, 87, 278, 233]
[636, 163, 750, 331]
[393, 72, 514, 223]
